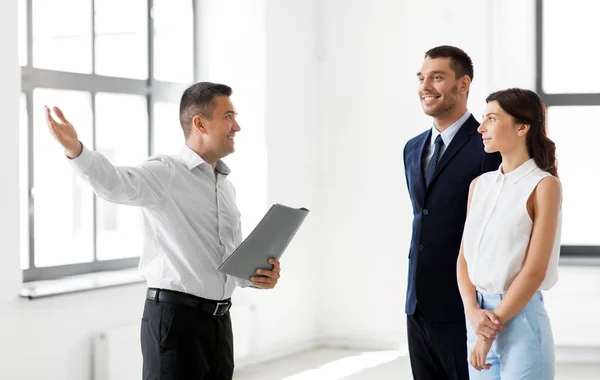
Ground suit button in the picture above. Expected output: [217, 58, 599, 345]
[418, 245, 424, 251]
[423, 209, 429, 215]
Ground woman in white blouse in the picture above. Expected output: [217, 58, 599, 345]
[457, 88, 562, 379]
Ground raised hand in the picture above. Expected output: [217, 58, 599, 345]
[44, 106, 82, 158]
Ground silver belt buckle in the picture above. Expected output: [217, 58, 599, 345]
[213, 301, 229, 316]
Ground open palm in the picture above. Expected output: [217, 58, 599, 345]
[45, 106, 81, 158]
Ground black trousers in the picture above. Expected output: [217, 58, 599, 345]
[407, 307, 469, 380]
[140, 299, 234, 380]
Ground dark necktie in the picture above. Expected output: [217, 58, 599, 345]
[425, 135, 444, 187]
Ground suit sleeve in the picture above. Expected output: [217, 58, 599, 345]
[403, 143, 410, 191]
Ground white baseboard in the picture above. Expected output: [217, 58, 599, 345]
[555, 346, 600, 364]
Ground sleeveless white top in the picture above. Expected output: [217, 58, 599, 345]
[462, 158, 562, 294]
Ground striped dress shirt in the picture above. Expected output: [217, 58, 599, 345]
[70, 144, 252, 301]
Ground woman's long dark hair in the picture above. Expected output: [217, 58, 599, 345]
[486, 88, 558, 177]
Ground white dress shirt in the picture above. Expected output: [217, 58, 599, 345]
[422, 110, 471, 175]
[462, 158, 562, 294]
[70, 144, 252, 300]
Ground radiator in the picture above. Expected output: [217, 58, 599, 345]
[93, 305, 251, 380]
[93, 323, 143, 380]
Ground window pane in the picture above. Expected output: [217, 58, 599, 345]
[32, 0, 92, 73]
[153, 102, 184, 155]
[543, 0, 600, 93]
[547, 106, 600, 246]
[153, 0, 194, 83]
[33, 89, 94, 267]
[20, 94, 29, 269]
[19, 0, 27, 66]
[95, 0, 148, 79]
[95, 93, 148, 260]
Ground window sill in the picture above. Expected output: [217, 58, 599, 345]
[559, 256, 600, 267]
[20, 268, 145, 300]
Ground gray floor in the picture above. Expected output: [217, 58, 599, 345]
[234, 347, 600, 380]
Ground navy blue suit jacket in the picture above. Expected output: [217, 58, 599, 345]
[403, 115, 502, 323]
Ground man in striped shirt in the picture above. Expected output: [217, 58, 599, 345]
[45, 82, 281, 379]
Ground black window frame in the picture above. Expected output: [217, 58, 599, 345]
[536, 0, 600, 259]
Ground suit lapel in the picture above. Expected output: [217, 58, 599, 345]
[427, 115, 478, 188]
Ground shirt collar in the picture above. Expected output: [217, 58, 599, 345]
[495, 158, 537, 184]
[179, 145, 231, 175]
[431, 110, 471, 148]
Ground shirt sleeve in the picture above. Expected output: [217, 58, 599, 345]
[68, 144, 172, 208]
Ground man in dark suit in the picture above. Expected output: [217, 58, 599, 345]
[403, 45, 502, 380]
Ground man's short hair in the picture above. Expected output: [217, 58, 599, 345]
[179, 82, 232, 138]
[425, 45, 474, 81]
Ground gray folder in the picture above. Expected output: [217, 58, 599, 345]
[217, 203, 309, 280]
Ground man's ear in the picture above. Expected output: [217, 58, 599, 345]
[461, 75, 471, 95]
[192, 114, 208, 135]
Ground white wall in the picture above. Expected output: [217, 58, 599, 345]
[318, 0, 492, 348]
[488, 0, 537, 91]
[196, 0, 321, 365]
[263, 0, 321, 356]
[0, 0, 21, 301]
[166, 0, 324, 368]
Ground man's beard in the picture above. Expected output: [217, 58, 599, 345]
[423, 85, 459, 117]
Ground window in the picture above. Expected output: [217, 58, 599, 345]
[536, 0, 600, 258]
[20, 0, 196, 281]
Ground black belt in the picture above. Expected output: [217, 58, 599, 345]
[146, 288, 232, 316]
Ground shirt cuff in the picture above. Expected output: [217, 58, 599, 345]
[235, 277, 262, 289]
[67, 144, 95, 173]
